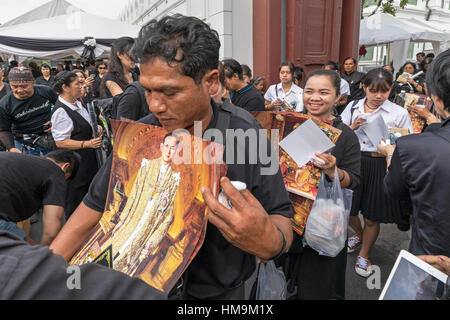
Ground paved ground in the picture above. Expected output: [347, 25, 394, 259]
[243, 216, 411, 300]
[345, 220, 411, 300]
[31, 213, 410, 300]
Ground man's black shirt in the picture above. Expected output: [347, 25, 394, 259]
[385, 118, 450, 257]
[35, 76, 55, 87]
[0, 153, 66, 222]
[0, 85, 58, 136]
[230, 84, 265, 112]
[83, 100, 294, 299]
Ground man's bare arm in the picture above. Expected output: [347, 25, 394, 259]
[49, 202, 102, 261]
[40, 205, 64, 246]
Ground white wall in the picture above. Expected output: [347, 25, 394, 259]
[119, 0, 254, 70]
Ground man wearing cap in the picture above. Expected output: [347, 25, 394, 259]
[0, 67, 58, 155]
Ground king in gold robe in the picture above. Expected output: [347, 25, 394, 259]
[107, 156, 181, 275]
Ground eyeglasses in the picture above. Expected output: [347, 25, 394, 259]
[98, 67, 107, 70]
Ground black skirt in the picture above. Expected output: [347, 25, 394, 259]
[350, 154, 403, 223]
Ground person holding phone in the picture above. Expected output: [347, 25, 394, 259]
[341, 68, 413, 278]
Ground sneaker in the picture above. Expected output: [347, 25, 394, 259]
[347, 235, 362, 253]
[355, 256, 373, 277]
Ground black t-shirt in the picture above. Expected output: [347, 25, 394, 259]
[35, 76, 55, 87]
[83, 101, 294, 299]
[0, 153, 67, 222]
[0, 83, 10, 101]
[100, 71, 138, 99]
[230, 84, 265, 112]
[0, 85, 58, 136]
[116, 81, 150, 121]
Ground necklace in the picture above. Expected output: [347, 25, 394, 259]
[364, 101, 378, 113]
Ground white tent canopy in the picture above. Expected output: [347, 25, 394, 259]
[359, 12, 448, 46]
[0, 0, 83, 28]
[0, 12, 141, 60]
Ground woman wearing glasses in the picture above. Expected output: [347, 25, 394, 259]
[100, 37, 138, 99]
[93, 61, 108, 98]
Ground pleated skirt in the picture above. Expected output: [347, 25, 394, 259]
[350, 154, 403, 224]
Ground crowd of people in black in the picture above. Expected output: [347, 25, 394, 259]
[0, 14, 449, 300]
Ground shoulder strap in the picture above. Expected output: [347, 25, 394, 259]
[349, 100, 360, 126]
[275, 84, 279, 99]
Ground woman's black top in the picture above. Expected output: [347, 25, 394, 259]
[331, 116, 361, 190]
[100, 71, 138, 99]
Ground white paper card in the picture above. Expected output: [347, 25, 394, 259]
[279, 119, 335, 168]
[362, 114, 389, 146]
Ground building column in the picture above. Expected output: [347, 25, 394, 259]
[252, 0, 282, 88]
[340, 0, 362, 64]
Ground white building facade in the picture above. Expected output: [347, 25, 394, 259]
[119, 0, 254, 70]
[360, 0, 450, 70]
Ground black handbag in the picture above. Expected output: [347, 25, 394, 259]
[35, 132, 57, 150]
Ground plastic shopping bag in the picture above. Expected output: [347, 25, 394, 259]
[304, 167, 351, 257]
[255, 261, 287, 300]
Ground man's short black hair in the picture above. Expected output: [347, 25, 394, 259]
[163, 132, 180, 146]
[417, 52, 426, 58]
[426, 48, 450, 112]
[222, 59, 243, 80]
[241, 64, 252, 79]
[324, 61, 341, 72]
[133, 14, 221, 85]
[46, 149, 81, 180]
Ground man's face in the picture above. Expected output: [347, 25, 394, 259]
[224, 74, 240, 92]
[160, 136, 178, 165]
[10, 82, 34, 100]
[139, 57, 218, 134]
[41, 67, 51, 77]
[417, 55, 425, 63]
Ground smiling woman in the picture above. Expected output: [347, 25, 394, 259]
[283, 69, 361, 300]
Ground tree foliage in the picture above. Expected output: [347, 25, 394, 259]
[361, 0, 410, 19]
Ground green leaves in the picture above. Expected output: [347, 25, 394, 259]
[363, 0, 409, 18]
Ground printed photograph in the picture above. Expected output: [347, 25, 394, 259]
[70, 120, 226, 293]
[252, 111, 341, 236]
